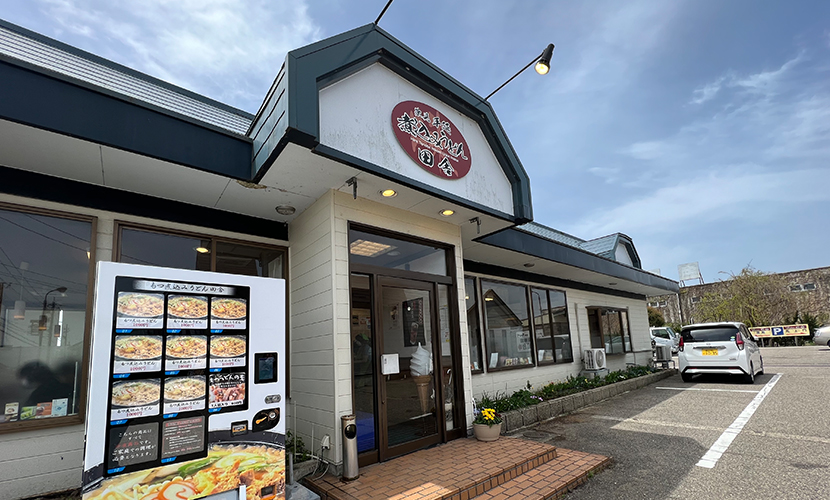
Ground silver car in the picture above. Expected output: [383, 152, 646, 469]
[650, 326, 679, 353]
[814, 325, 830, 347]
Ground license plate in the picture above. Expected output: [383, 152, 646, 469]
[701, 349, 719, 356]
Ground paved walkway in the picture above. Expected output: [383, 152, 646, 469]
[304, 436, 609, 500]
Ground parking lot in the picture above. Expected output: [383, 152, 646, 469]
[520, 346, 830, 499]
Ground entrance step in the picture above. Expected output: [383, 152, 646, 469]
[304, 437, 606, 500]
[304, 437, 556, 500]
[470, 448, 611, 500]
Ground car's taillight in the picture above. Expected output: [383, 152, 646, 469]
[679, 336, 684, 352]
[736, 335, 745, 350]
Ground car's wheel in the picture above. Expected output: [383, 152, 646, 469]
[681, 372, 693, 383]
[827, 339, 830, 348]
[758, 357, 764, 375]
[744, 363, 755, 384]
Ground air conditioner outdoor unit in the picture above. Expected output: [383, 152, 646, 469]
[583, 348, 607, 370]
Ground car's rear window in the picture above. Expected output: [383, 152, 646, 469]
[652, 329, 670, 339]
[682, 327, 739, 342]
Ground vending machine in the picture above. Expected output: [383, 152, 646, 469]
[81, 262, 285, 500]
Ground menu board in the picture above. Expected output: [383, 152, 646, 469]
[102, 276, 250, 477]
[84, 263, 286, 500]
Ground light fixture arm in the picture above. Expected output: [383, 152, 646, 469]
[346, 177, 358, 200]
[485, 43, 554, 101]
[375, 0, 395, 25]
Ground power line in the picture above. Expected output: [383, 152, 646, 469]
[0, 215, 89, 253]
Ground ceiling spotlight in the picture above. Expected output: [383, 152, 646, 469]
[275, 205, 296, 215]
[195, 247, 210, 254]
[440, 209, 455, 217]
[608, 282, 617, 286]
[381, 189, 397, 198]
[523, 263, 535, 268]
[535, 44, 555, 75]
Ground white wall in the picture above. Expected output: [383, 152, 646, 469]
[467, 272, 651, 400]
[0, 193, 288, 499]
[286, 191, 338, 464]
[319, 63, 514, 216]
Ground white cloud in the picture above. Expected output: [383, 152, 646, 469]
[36, 0, 321, 110]
[690, 76, 724, 104]
[568, 167, 830, 238]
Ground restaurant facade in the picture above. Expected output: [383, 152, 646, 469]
[0, 19, 677, 497]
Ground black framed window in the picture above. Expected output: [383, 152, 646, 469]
[0, 205, 95, 432]
[348, 228, 448, 276]
[464, 277, 483, 373]
[481, 280, 533, 370]
[531, 287, 573, 364]
[587, 307, 633, 355]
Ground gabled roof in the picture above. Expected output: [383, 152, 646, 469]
[518, 222, 642, 269]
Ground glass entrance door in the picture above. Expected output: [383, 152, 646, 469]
[377, 279, 441, 459]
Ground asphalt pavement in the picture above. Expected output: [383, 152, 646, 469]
[518, 346, 830, 500]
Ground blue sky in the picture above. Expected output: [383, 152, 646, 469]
[4, 0, 830, 283]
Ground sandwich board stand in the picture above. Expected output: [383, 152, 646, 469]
[82, 262, 285, 500]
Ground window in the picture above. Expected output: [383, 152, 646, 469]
[531, 287, 573, 364]
[648, 301, 658, 307]
[587, 307, 633, 355]
[0, 205, 95, 431]
[789, 285, 802, 292]
[464, 277, 483, 373]
[803, 283, 816, 291]
[690, 296, 701, 304]
[658, 301, 667, 307]
[117, 225, 285, 278]
[481, 280, 533, 369]
[348, 228, 447, 276]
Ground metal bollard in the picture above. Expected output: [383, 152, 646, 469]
[341, 414, 359, 481]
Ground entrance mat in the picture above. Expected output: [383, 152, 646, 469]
[304, 436, 568, 500]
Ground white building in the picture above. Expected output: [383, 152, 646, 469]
[0, 20, 677, 497]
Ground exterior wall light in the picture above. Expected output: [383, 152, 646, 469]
[534, 44, 555, 75]
[486, 43, 555, 100]
[381, 189, 397, 197]
[440, 209, 455, 217]
[194, 247, 210, 254]
[275, 205, 296, 215]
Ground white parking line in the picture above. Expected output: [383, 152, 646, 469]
[655, 386, 760, 394]
[696, 373, 782, 469]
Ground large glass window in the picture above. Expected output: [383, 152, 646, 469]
[587, 307, 633, 355]
[0, 206, 94, 430]
[481, 280, 533, 369]
[531, 287, 573, 364]
[348, 228, 447, 276]
[464, 277, 483, 373]
[117, 226, 285, 278]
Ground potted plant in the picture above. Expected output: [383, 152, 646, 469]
[473, 408, 503, 442]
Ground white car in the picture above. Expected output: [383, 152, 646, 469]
[814, 325, 830, 347]
[650, 326, 679, 353]
[679, 322, 764, 383]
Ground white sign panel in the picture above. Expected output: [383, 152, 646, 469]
[83, 263, 286, 500]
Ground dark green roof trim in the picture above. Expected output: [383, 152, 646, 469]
[478, 227, 679, 293]
[266, 23, 533, 222]
[464, 261, 647, 301]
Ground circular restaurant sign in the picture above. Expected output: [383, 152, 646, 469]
[391, 100, 471, 180]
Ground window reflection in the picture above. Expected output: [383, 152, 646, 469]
[120, 228, 210, 271]
[481, 280, 532, 368]
[0, 208, 92, 423]
[464, 277, 482, 372]
[348, 229, 447, 276]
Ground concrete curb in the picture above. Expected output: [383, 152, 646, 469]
[500, 369, 676, 434]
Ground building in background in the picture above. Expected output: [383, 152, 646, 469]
[648, 266, 830, 326]
[0, 20, 677, 497]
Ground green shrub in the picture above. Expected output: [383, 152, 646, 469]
[286, 430, 313, 463]
[476, 365, 658, 413]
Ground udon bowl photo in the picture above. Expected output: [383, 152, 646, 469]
[210, 336, 246, 358]
[117, 293, 164, 318]
[114, 336, 163, 360]
[111, 380, 160, 408]
[85, 442, 285, 500]
[211, 298, 247, 320]
[165, 336, 207, 359]
[163, 377, 206, 402]
[167, 296, 208, 319]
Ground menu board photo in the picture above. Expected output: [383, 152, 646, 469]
[101, 275, 251, 476]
